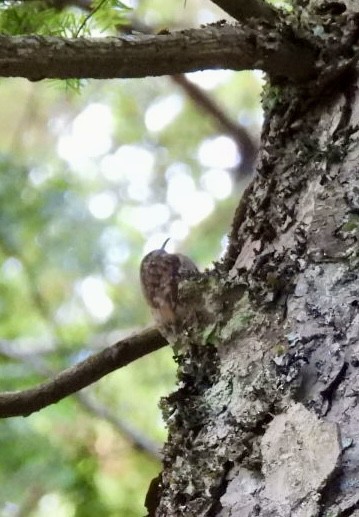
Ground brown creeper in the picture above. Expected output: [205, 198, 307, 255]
[140, 239, 198, 327]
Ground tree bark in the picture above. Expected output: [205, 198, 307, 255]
[149, 6, 359, 517]
[0, 0, 358, 515]
[0, 25, 315, 81]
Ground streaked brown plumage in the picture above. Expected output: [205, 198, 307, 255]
[140, 240, 198, 326]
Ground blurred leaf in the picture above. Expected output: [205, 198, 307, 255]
[0, 1, 263, 514]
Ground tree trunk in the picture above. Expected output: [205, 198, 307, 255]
[148, 24, 359, 517]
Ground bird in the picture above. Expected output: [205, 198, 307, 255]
[140, 239, 198, 327]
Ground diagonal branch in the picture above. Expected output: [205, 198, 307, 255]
[0, 339, 162, 458]
[172, 74, 258, 174]
[0, 327, 168, 418]
[210, 0, 278, 23]
[55, 0, 258, 174]
[77, 393, 162, 459]
[0, 24, 316, 82]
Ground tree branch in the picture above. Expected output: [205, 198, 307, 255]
[172, 74, 258, 174]
[210, 0, 278, 23]
[0, 327, 168, 418]
[77, 393, 162, 459]
[0, 339, 163, 458]
[0, 24, 316, 82]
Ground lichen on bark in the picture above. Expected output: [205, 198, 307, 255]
[148, 71, 359, 516]
[148, 3, 359, 516]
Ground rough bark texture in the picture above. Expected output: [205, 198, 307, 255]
[149, 3, 359, 516]
[0, 23, 315, 81]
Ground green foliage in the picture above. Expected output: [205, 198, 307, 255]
[0, 1, 81, 36]
[0, 1, 263, 515]
[0, 0, 130, 37]
[79, 0, 131, 36]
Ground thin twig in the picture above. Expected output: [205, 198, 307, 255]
[0, 327, 168, 418]
[172, 74, 258, 174]
[77, 392, 162, 459]
[75, 0, 108, 37]
[49, 0, 259, 174]
[0, 242, 164, 457]
[0, 335, 163, 459]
